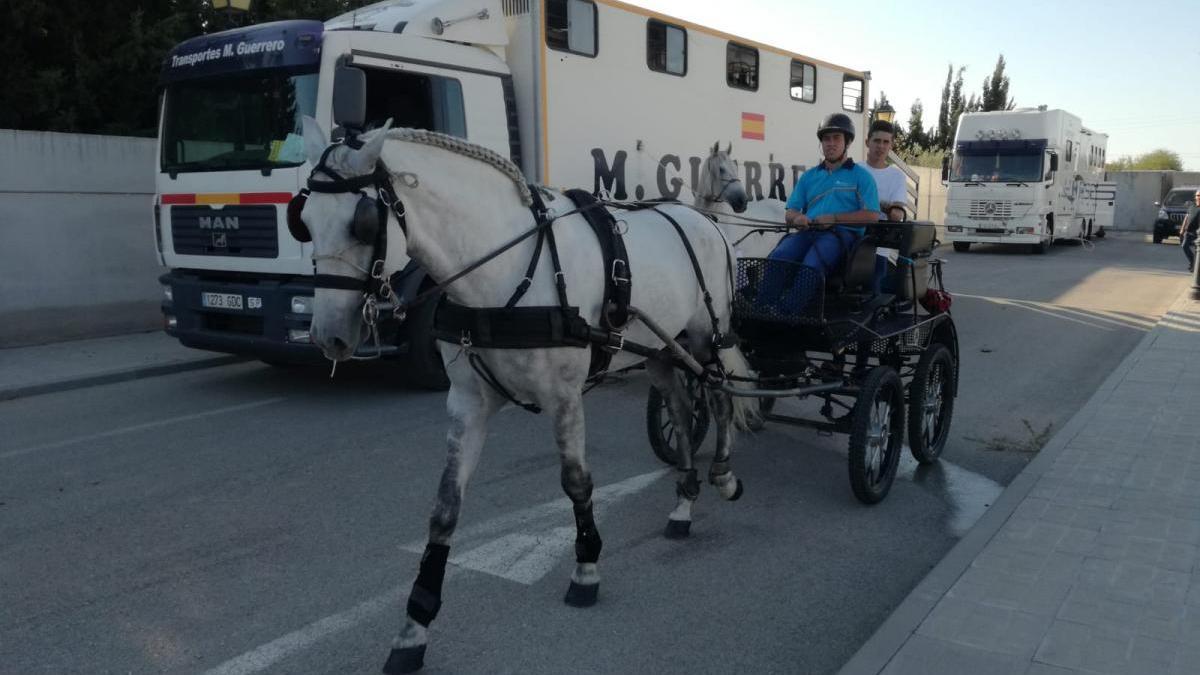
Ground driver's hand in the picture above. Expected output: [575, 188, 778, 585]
[813, 214, 836, 228]
[788, 212, 810, 230]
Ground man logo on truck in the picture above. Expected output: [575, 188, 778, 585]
[198, 216, 240, 230]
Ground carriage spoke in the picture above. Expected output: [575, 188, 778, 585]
[865, 398, 891, 485]
[922, 365, 945, 445]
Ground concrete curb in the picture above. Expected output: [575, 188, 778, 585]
[0, 355, 246, 402]
[837, 288, 1185, 675]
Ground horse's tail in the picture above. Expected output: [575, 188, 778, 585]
[717, 345, 760, 432]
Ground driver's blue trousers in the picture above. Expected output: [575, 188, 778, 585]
[756, 227, 859, 315]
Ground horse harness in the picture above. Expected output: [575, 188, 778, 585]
[289, 146, 732, 413]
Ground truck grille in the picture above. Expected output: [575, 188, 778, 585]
[1170, 213, 1186, 223]
[969, 200, 1014, 219]
[171, 205, 279, 258]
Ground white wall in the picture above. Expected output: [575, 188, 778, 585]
[0, 129, 162, 347]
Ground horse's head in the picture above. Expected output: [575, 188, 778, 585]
[291, 116, 398, 362]
[699, 142, 747, 213]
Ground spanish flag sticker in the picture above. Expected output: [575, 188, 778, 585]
[741, 112, 765, 141]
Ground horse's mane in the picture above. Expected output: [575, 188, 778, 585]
[383, 128, 533, 206]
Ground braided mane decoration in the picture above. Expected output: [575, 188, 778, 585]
[383, 128, 533, 206]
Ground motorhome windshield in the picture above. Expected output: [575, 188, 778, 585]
[950, 139, 1048, 183]
[161, 69, 318, 173]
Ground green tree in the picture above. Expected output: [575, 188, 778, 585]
[0, 0, 373, 136]
[1105, 150, 1183, 171]
[903, 99, 930, 152]
[935, 65, 953, 149]
[1105, 155, 1134, 172]
[1134, 149, 1183, 170]
[981, 54, 1014, 111]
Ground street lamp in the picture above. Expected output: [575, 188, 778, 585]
[875, 102, 896, 124]
[212, 0, 253, 28]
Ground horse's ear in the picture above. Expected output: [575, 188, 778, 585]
[347, 120, 392, 174]
[301, 116, 328, 168]
[726, 142, 733, 155]
[712, 141, 719, 155]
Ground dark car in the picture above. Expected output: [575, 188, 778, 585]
[1154, 186, 1200, 243]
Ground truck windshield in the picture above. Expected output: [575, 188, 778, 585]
[950, 151, 1043, 183]
[161, 69, 318, 173]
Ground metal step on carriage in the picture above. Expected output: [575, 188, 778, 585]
[646, 220, 959, 504]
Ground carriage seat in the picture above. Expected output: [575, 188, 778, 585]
[825, 235, 878, 295]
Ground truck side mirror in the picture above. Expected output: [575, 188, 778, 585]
[940, 155, 950, 182]
[333, 66, 366, 131]
[1049, 153, 1059, 172]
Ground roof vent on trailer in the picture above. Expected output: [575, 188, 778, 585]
[502, 0, 531, 16]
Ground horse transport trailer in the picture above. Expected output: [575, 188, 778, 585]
[942, 108, 1109, 254]
[155, 0, 868, 380]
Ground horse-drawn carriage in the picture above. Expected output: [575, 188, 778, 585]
[647, 220, 958, 504]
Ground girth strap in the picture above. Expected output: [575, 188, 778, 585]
[564, 189, 632, 331]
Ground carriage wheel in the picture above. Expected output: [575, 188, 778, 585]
[847, 366, 905, 504]
[908, 344, 956, 464]
[646, 372, 711, 466]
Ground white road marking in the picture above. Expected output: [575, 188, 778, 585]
[203, 468, 669, 674]
[202, 585, 405, 675]
[401, 468, 669, 585]
[0, 398, 287, 460]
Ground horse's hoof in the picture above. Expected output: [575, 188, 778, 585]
[729, 479, 744, 502]
[382, 645, 426, 674]
[664, 519, 691, 539]
[564, 581, 599, 607]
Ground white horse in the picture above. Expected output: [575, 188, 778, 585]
[692, 143, 788, 260]
[294, 118, 758, 673]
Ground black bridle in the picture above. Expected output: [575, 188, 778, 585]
[287, 142, 408, 299]
[705, 155, 743, 205]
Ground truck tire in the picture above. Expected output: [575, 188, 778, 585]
[952, 242, 970, 253]
[1031, 239, 1048, 254]
[401, 293, 450, 391]
[1153, 232, 1163, 244]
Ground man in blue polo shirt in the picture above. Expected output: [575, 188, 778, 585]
[758, 113, 879, 312]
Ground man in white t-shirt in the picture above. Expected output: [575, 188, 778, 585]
[863, 120, 907, 294]
[864, 120, 908, 222]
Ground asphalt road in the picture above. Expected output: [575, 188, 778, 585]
[0, 233, 1188, 674]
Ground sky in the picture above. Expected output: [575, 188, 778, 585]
[624, 0, 1200, 169]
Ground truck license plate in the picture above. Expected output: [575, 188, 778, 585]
[202, 292, 244, 310]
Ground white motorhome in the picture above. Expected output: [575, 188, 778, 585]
[155, 0, 870, 383]
[942, 108, 1109, 254]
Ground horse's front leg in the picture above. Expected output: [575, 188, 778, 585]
[384, 381, 500, 674]
[554, 393, 603, 607]
[647, 357, 700, 539]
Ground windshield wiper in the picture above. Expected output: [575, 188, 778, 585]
[1006, 182, 1030, 187]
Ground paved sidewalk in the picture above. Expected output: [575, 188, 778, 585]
[0, 331, 242, 401]
[842, 290, 1200, 675]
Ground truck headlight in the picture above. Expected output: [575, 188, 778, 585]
[287, 329, 312, 343]
[290, 296, 313, 314]
[162, 285, 173, 302]
[1159, 208, 1169, 220]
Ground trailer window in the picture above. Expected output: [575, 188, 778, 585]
[546, 0, 597, 57]
[726, 42, 758, 91]
[1065, 140, 1073, 164]
[361, 68, 466, 139]
[647, 19, 686, 76]
[842, 75, 863, 112]
[790, 60, 816, 102]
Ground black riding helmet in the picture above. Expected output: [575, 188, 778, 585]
[816, 113, 856, 144]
